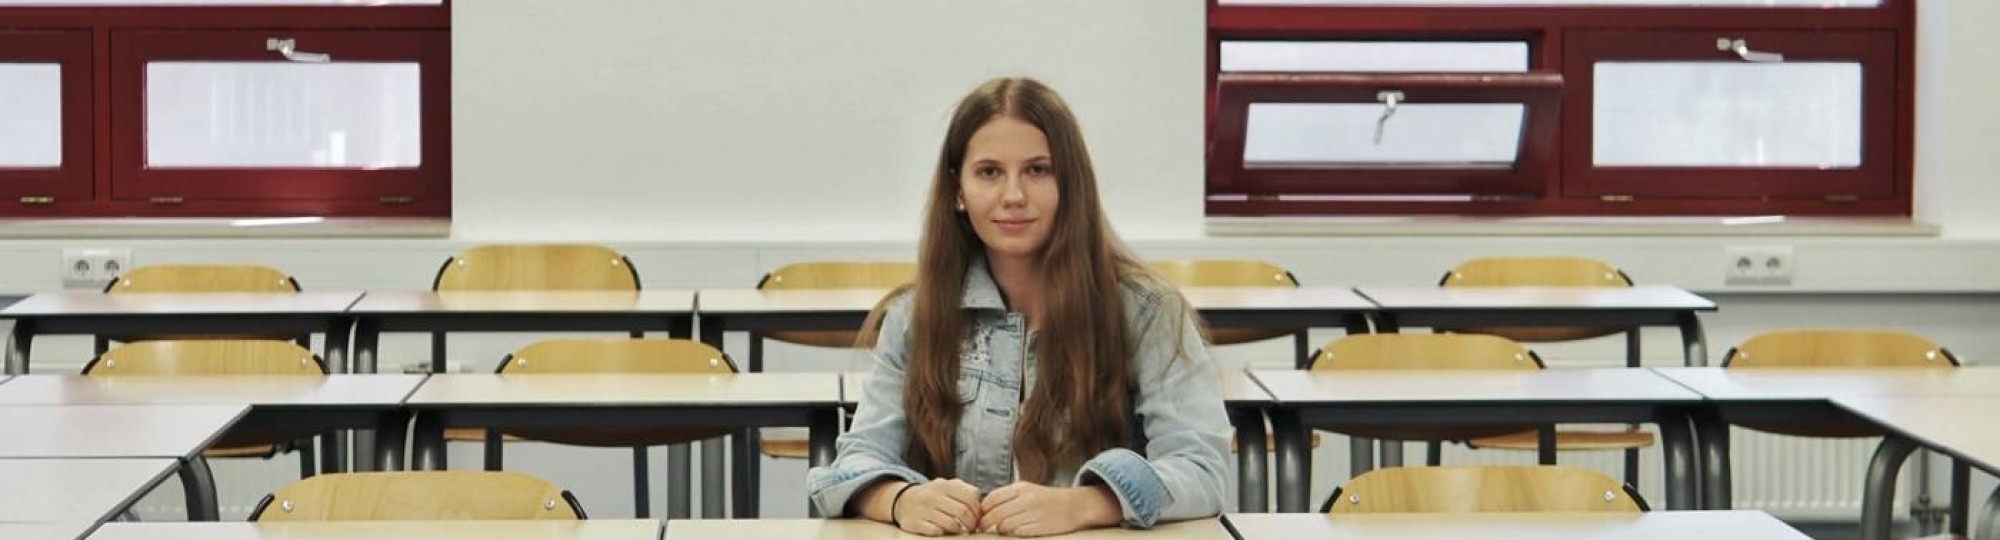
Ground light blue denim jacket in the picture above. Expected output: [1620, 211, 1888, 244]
[806, 261, 1232, 528]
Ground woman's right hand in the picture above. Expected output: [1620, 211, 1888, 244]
[882, 479, 984, 536]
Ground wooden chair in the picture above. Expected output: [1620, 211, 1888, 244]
[99, 264, 307, 352]
[1310, 334, 1654, 465]
[754, 262, 914, 459]
[86, 340, 329, 517]
[1149, 259, 1303, 346]
[1439, 256, 1632, 343]
[1321, 465, 1648, 514]
[474, 338, 734, 517]
[249, 471, 584, 521]
[1725, 329, 1958, 438]
[433, 244, 639, 291]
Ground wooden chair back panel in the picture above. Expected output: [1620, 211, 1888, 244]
[107, 265, 299, 293]
[1311, 334, 1539, 371]
[434, 244, 638, 291]
[758, 262, 914, 347]
[87, 340, 325, 376]
[1727, 330, 1957, 368]
[496, 339, 734, 446]
[1326, 466, 1645, 514]
[1150, 259, 1299, 345]
[1440, 257, 1631, 342]
[254, 471, 582, 521]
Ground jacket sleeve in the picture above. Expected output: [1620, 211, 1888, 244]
[806, 294, 930, 516]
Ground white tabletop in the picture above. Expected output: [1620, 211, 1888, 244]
[0, 292, 362, 317]
[1836, 395, 2000, 475]
[407, 373, 841, 406]
[0, 522, 99, 540]
[0, 458, 179, 523]
[0, 404, 246, 458]
[0, 374, 426, 406]
[842, 370, 1268, 405]
[1179, 286, 1376, 311]
[662, 518, 1226, 540]
[1654, 367, 2000, 400]
[87, 520, 664, 540]
[1223, 511, 1808, 540]
[698, 289, 895, 314]
[1356, 285, 1714, 311]
[349, 290, 695, 314]
[1251, 368, 1701, 404]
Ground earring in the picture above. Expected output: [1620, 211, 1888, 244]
[955, 202, 965, 211]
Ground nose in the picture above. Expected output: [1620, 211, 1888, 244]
[1000, 174, 1027, 207]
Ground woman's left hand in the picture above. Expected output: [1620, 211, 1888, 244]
[975, 482, 1122, 537]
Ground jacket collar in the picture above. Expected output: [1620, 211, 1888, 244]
[960, 255, 1010, 312]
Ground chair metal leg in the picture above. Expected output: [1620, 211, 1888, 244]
[633, 446, 651, 518]
[177, 456, 220, 521]
[1861, 436, 1920, 540]
[1426, 441, 1443, 466]
[1536, 427, 1557, 465]
[668, 443, 692, 519]
[483, 429, 503, 471]
[297, 438, 317, 478]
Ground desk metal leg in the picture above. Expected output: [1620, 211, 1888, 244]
[633, 447, 651, 518]
[1693, 408, 1731, 510]
[1952, 458, 1972, 537]
[1350, 437, 1375, 479]
[375, 410, 407, 471]
[1380, 439, 1405, 468]
[1861, 436, 1920, 540]
[6, 320, 34, 374]
[1657, 411, 1697, 511]
[353, 318, 381, 375]
[411, 411, 446, 471]
[1293, 332, 1310, 370]
[177, 457, 220, 521]
[749, 332, 764, 373]
[808, 408, 839, 517]
[1677, 312, 1708, 367]
[668, 443, 692, 519]
[732, 429, 763, 517]
[1978, 486, 2000, 540]
[1271, 408, 1310, 513]
[702, 438, 725, 518]
[1230, 407, 1268, 513]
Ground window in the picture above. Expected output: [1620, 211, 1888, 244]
[1207, 0, 1912, 216]
[0, 1, 448, 217]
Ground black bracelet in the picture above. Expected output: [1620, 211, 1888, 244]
[888, 482, 920, 527]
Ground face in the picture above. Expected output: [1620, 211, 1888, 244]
[957, 115, 1060, 263]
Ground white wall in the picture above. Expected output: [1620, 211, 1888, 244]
[1914, 0, 2000, 237]
[452, 0, 1205, 242]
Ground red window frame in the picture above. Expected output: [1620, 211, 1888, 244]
[0, 3, 449, 218]
[0, 31, 93, 205]
[1207, 0, 1915, 217]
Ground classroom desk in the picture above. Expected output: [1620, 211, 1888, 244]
[346, 290, 697, 374]
[0, 458, 179, 527]
[1252, 368, 1703, 513]
[1354, 285, 1716, 367]
[1651, 366, 2000, 515]
[0, 291, 363, 374]
[0, 404, 247, 521]
[87, 520, 665, 540]
[661, 518, 1228, 540]
[405, 372, 843, 519]
[837, 367, 1279, 513]
[1835, 395, 2000, 540]
[1221, 510, 1810, 540]
[0, 374, 424, 471]
[1177, 286, 1377, 368]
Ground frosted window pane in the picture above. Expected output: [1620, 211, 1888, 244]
[0, 64, 62, 168]
[0, 1, 436, 5]
[147, 62, 421, 169]
[1219, 0, 1879, 6]
[1221, 42, 1528, 73]
[1244, 103, 1522, 168]
[1594, 62, 1862, 168]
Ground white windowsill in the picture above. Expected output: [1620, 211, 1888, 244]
[1206, 216, 1940, 237]
[0, 217, 449, 239]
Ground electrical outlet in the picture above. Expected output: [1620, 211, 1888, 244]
[1724, 245, 1795, 286]
[59, 247, 132, 290]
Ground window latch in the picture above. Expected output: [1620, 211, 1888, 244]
[266, 38, 332, 64]
[1374, 90, 1405, 145]
[1717, 38, 1784, 63]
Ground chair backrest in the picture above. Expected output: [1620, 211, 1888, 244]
[433, 244, 639, 291]
[1324, 465, 1647, 514]
[499, 339, 734, 374]
[1439, 257, 1631, 342]
[251, 471, 584, 521]
[1148, 260, 1298, 288]
[85, 340, 326, 375]
[1725, 330, 1958, 368]
[107, 264, 299, 293]
[758, 262, 915, 290]
[757, 262, 915, 348]
[1311, 333, 1541, 371]
[1149, 259, 1299, 346]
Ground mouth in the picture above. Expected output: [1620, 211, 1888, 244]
[992, 218, 1036, 233]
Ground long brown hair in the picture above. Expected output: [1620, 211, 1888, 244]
[859, 77, 1181, 483]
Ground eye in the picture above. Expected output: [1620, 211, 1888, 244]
[1026, 163, 1052, 177]
[976, 166, 1003, 179]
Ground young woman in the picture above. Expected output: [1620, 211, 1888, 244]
[806, 77, 1230, 537]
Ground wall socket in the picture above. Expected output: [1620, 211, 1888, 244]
[60, 247, 132, 290]
[1725, 245, 1795, 286]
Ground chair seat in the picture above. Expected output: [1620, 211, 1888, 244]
[445, 427, 522, 443]
[1442, 326, 1629, 343]
[1465, 428, 1655, 451]
[1207, 328, 1299, 347]
[760, 427, 810, 459]
[764, 330, 864, 349]
[1230, 432, 1321, 453]
[205, 444, 280, 459]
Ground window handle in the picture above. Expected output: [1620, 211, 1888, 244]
[1717, 38, 1784, 63]
[266, 38, 331, 63]
[1373, 90, 1404, 145]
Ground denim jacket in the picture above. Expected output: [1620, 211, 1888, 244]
[806, 260, 1232, 528]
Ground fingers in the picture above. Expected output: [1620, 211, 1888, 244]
[980, 482, 1025, 514]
